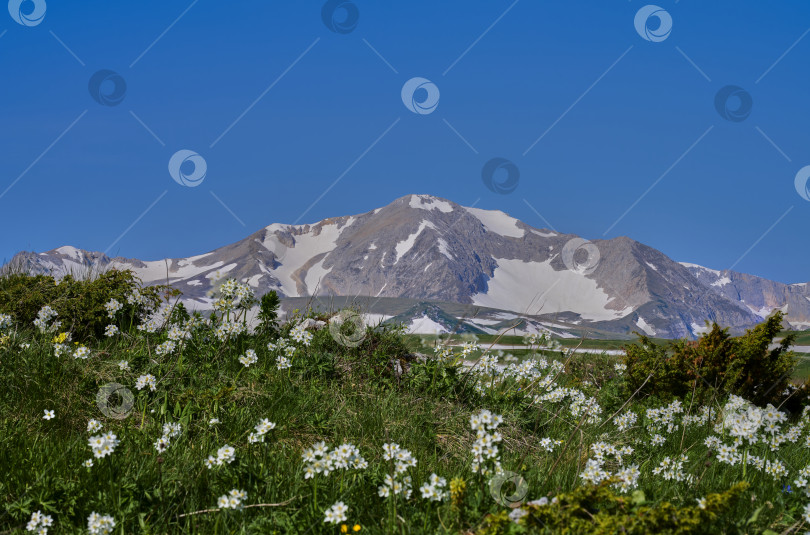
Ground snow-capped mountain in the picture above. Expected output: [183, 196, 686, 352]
[8, 194, 808, 338]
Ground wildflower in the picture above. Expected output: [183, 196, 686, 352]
[469, 409, 504, 476]
[238, 349, 258, 367]
[379, 443, 416, 498]
[105, 299, 123, 318]
[324, 502, 349, 524]
[42, 409, 55, 420]
[135, 374, 157, 392]
[276, 356, 292, 370]
[26, 510, 53, 533]
[155, 340, 176, 357]
[615, 411, 637, 432]
[696, 497, 707, 509]
[803, 503, 810, 523]
[87, 419, 103, 433]
[613, 464, 641, 493]
[88, 433, 120, 459]
[290, 322, 314, 346]
[652, 454, 691, 482]
[87, 512, 115, 535]
[73, 345, 91, 359]
[302, 441, 368, 478]
[117, 360, 130, 371]
[209, 418, 220, 425]
[34, 306, 59, 333]
[0, 313, 12, 330]
[104, 324, 119, 337]
[217, 489, 247, 510]
[206, 444, 236, 468]
[84, 459, 93, 468]
[614, 363, 627, 374]
[651, 434, 666, 446]
[419, 473, 448, 501]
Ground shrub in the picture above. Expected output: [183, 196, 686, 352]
[622, 312, 797, 407]
[0, 269, 164, 341]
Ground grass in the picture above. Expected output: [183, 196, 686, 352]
[1, 283, 810, 533]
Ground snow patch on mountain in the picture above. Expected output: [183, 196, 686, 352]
[635, 316, 656, 335]
[711, 276, 731, 287]
[464, 207, 524, 238]
[409, 194, 453, 213]
[394, 220, 437, 264]
[471, 258, 634, 321]
[408, 314, 449, 334]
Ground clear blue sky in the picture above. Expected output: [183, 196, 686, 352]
[1, 1, 809, 283]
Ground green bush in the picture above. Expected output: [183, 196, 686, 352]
[622, 312, 798, 407]
[0, 269, 165, 341]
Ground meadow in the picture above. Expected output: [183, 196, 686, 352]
[1, 270, 809, 534]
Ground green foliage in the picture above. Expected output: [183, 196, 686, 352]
[256, 290, 281, 338]
[477, 482, 750, 535]
[0, 269, 164, 341]
[623, 312, 798, 407]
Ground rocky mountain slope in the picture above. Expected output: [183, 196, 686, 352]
[8, 194, 809, 338]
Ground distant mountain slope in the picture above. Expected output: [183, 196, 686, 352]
[8, 194, 807, 338]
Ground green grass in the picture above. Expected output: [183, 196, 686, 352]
[1, 303, 810, 533]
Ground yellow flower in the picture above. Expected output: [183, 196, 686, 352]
[353, 525, 361, 532]
[340, 525, 348, 534]
[52, 332, 67, 344]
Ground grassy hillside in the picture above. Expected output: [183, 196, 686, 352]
[1, 272, 810, 533]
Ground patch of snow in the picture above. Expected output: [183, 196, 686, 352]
[437, 238, 453, 260]
[644, 261, 659, 272]
[407, 314, 449, 334]
[711, 276, 731, 287]
[363, 313, 393, 325]
[464, 207, 524, 238]
[471, 258, 634, 321]
[393, 220, 437, 264]
[409, 194, 453, 213]
[690, 322, 712, 335]
[187, 280, 202, 286]
[636, 316, 656, 335]
[680, 262, 720, 276]
[531, 230, 557, 238]
[304, 257, 330, 295]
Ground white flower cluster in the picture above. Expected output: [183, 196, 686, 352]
[434, 346, 454, 362]
[614, 411, 638, 432]
[419, 473, 448, 501]
[652, 454, 692, 483]
[217, 489, 247, 510]
[214, 320, 246, 342]
[135, 374, 157, 392]
[137, 317, 161, 334]
[269, 338, 297, 369]
[104, 324, 119, 337]
[34, 306, 59, 333]
[104, 299, 122, 318]
[323, 501, 348, 524]
[73, 345, 91, 359]
[118, 360, 130, 371]
[290, 322, 314, 346]
[167, 324, 191, 342]
[248, 418, 276, 443]
[88, 432, 120, 459]
[87, 512, 115, 535]
[154, 422, 182, 453]
[0, 313, 12, 330]
[211, 279, 253, 312]
[579, 442, 637, 491]
[539, 437, 563, 452]
[645, 399, 683, 434]
[87, 419, 103, 433]
[302, 441, 368, 479]
[205, 445, 236, 468]
[794, 465, 810, 497]
[470, 409, 504, 476]
[155, 340, 176, 357]
[614, 363, 627, 374]
[26, 510, 53, 533]
[238, 349, 258, 367]
[682, 405, 716, 426]
[126, 289, 150, 307]
[379, 443, 417, 498]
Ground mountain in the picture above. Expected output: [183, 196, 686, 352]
[7, 194, 809, 338]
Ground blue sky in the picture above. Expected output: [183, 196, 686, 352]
[1, 1, 809, 284]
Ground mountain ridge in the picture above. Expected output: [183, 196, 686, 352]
[7, 194, 809, 338]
